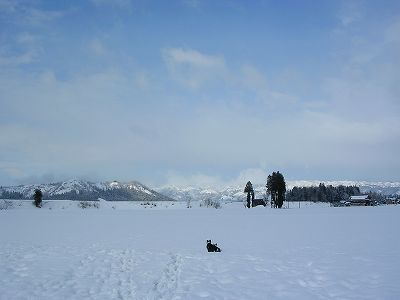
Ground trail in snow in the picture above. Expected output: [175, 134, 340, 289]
[151, 254, 182, 300]
[0, 244, 183, 300]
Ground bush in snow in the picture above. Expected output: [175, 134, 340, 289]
[140, 202, 157, 208]
[200, 198, 222, 209]
[78, 201, 99, 209]
[0, 200, 14, 210]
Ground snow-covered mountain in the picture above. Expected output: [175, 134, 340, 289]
[156, 180, 400, 203]
[286, 180, 400, 193]
[2, 179, 399, 202]
[156, 185, 267, 203]
[0, 179, 175, 202]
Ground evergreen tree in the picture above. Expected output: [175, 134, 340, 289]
[244, 181, 254, 208]
[266, 171, 286, 208]
[0, 190, 24, 199]
[33, 189, 42, 208]
[285, 183, 362, 202]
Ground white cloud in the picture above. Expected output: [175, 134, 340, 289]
[0, 51, 35, 66]
[16, 32, 37, 44]
[0, 31, 41, 67]
[384, 19, 400, 44]
[0, 66, 171, 186]
[231, 168, 269, 187]
[337, 1, 363, 26]
[181, 0, 201, 9]
[1, 2, 399, 185]
[162, 47, 227, 88]
[0, 1, 65, 25]
[162, 48, 296, 105]
[164, 168, 269, 189]
[164, 172, 224, 189]
[90, 0, 132, 9]
[163, 48, 225, 68]
[25, 7, 64, 24]
[158, 36, 400, 180]
[325, 13, 400, 121]
[88, 38, 108, 56]
[239, 64, 297, 104]
[133, 71, 150, 90]
[0, 0, 19, 13]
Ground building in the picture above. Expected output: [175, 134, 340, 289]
[349, 195, 371, 206]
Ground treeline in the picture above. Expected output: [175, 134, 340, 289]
[286, 184, 360, 202]
[1, 187, 162, 202]
[0, 191, 24, 199]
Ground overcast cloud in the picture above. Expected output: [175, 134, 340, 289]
[0, 0, 399, 187]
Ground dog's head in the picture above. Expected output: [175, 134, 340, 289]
[207, 240, 211, 244]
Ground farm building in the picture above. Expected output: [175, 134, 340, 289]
[350, 195, 371, 206]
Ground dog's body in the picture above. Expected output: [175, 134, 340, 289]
[207, 240, 221, 252]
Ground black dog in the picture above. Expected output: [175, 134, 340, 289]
[206, 240, 221, 252]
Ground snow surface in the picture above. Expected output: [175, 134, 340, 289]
[1, 201, 399, 299]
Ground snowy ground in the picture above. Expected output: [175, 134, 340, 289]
[0, 201, 399, 299]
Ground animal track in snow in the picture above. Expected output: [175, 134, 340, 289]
[70, 248, 138, 299]
[152, 253, 182, 300]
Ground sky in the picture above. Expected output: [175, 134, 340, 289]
[1, 0, 399, 187]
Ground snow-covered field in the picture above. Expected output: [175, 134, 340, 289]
[1, 201, 399, 299]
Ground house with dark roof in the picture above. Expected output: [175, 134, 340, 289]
[349, 195, 371, 206]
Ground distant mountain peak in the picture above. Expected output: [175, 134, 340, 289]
[156, 180, 400, 202]
[0, 179, 174, 201]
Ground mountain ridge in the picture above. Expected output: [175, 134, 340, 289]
[155, 180, 400, 203]
[0, 179, 175, 202]
[1, 179, 399, 202]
